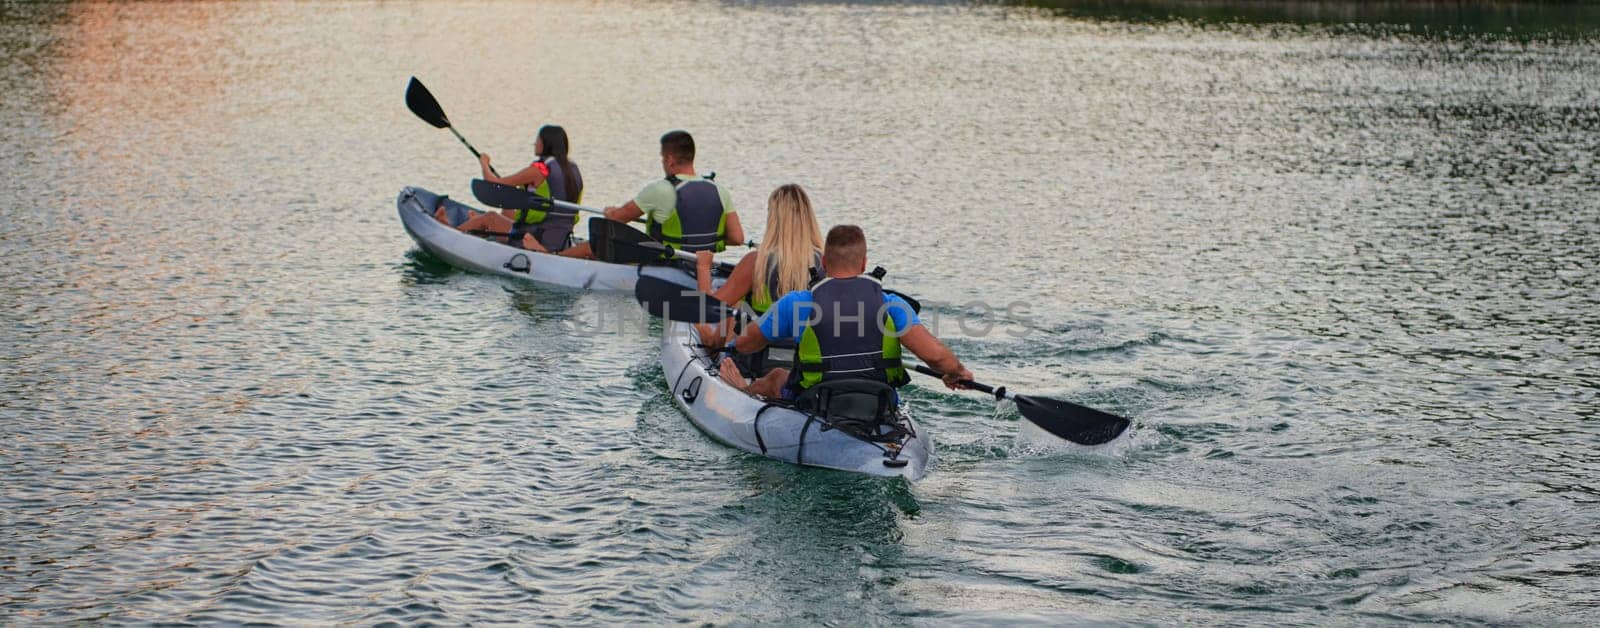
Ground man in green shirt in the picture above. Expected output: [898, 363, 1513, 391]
[561, 130, 745, 258]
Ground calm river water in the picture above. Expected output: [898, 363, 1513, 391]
[2, 1, 1596, 624]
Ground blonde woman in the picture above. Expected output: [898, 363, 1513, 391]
[693, 183, 824, 351]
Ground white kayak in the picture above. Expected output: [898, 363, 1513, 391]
[397, 185, 680, 292]
[660, 321, 933, 480]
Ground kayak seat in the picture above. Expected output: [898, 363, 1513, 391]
[791, 379, 904, 441]
[436, 194, 476, 228]
[732, 342, 796, 379]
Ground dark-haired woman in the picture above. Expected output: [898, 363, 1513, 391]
[444, 124, 585, 253]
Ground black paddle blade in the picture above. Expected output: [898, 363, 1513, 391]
[1013, 394, 1131, 446]
[471, 179, 551, 211]
[591, 217, 670, 265]
[589, 217, 618, 263]
[635, 275, 729, 324]
[405, 77, 451, 128]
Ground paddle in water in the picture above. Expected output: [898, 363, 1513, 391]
[405, 77, 499, 176]
[911, 364, 1131, 445]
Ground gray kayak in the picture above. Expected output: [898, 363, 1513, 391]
[398, 185, 678, 292]
[660, 321, 933, 480]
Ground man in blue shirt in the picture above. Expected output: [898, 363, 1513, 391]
[718, 225, 973, 399]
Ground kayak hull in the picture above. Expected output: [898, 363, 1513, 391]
[661, 321, 933, 480]
[398, 186, 667, 292]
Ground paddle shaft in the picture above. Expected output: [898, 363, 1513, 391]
[552, 198, 623, 222]
[555, 199, 754, 249]
[912, 364, 1011, 401]
[405, 78, 502, 178]
[449, 127, 500, 177]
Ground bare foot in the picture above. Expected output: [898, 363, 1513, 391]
[522, 235, 548, 253]
[718, 357, 748, 391]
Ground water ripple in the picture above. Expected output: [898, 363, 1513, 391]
[3, 1, 1598, 624]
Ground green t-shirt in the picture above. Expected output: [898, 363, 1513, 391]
[633, 175, 735, 225]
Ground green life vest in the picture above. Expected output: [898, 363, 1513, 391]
[791, 276, 910, 391]
[647, 175, 727, 252]
[511, 178, 553, 225]
[508, 158, 582, 251]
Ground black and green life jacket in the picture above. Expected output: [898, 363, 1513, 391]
[787, 275, 911, 392]
[507, 157, 583, 252]
[647, 174, 727, 252]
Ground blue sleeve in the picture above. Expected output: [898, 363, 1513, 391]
[758, 291, 811, 343]
[883, 294, 921, 332]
